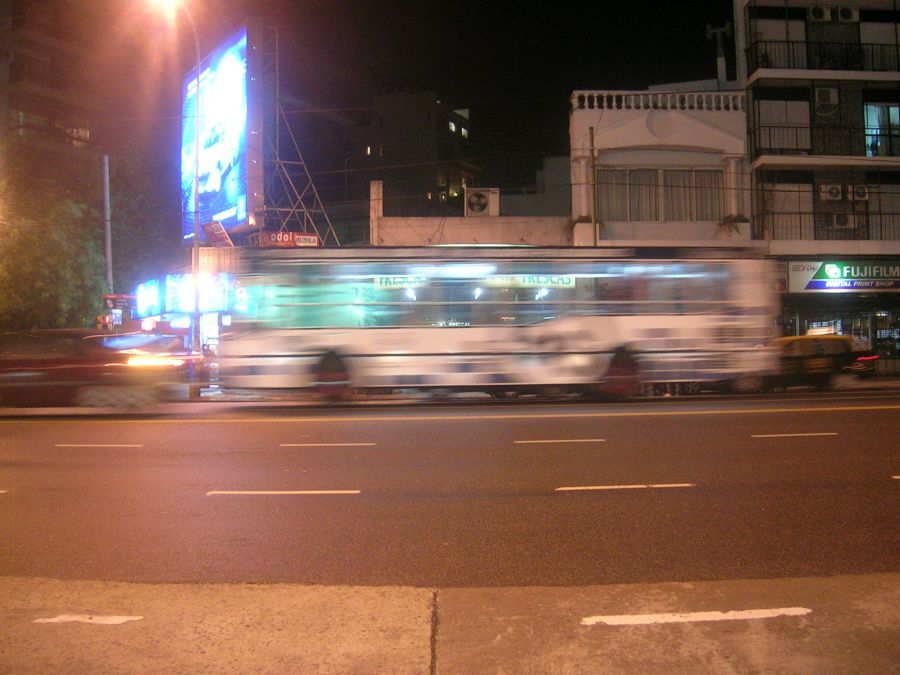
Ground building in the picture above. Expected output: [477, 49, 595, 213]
[0, 0, 103, 183]
[569, 84, 751, 247]
[349, 91, 482, 216]
[736, 0, 900, 361]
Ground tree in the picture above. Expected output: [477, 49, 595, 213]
[0, 197, 108, 329]
[105, 149, 182, 296]
[0, 140, 180, 329]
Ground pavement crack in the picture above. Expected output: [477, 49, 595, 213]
[429, 590, 439, 675]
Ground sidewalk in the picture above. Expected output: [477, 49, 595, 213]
[2, 574, 898, 673]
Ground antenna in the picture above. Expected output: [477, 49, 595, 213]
[706, 22, 733, 86]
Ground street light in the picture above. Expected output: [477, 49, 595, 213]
[152, 0, 202, 357]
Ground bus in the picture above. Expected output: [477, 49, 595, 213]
[219, 246, 779, 399]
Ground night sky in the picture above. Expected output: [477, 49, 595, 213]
[96, 0, 736, 186]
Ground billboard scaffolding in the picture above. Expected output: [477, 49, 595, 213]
[180, 20, 339, 247]
[250, 23, 340, 247]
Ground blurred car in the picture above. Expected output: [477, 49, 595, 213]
[767, 334, 879, 391]
[0, 330, 205, 408]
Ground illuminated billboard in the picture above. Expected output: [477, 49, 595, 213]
[181, 25, 263, 242]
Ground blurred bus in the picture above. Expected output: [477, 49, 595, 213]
[219, 246, 779, 399]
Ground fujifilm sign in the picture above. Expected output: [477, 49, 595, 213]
[789, 260, 900, 292]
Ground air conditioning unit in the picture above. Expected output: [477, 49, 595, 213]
[809, 6, 832, 22]
[831, 213, 856, 229]
[464, 188, 500, 217]
[838, 7, 859, 22]
[815, 87, 839, 106]
[849, 184, 869, 201]
[819, 184, 843, 201]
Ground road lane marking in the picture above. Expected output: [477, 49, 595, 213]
[515, 438, 606, 444]
[751, 432, 838, 438]
[11, 403, 897, 425]
[556, 483, 695, 492]
[279, 442, 376, 447]
[581, 607, 811, 626]
[54, 444, 144, 448]
[34, 615, 143, 625]
[206, 490, 361, 496]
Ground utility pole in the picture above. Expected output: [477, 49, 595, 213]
[589, 126, 597, 246]
[102, 155, 113, 293]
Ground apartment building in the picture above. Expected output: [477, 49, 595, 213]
[350, 91, 481, 216]
[0, 0, 103, 183]
[736, 0, 900, 360]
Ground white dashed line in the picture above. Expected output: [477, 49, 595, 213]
[34, 615, 143, 625]
[206, 490, 361, 496]
[515, 438, 606, 444]
[751, 433, 837, 438]
[54, 444, 144, 448]
[581, 607, 811, 626]
[279, 443, 376, 447]
[555, 483, 695, 492]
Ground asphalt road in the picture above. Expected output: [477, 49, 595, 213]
[2, 391, 898, 587]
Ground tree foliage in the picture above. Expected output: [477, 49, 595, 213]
[0, 141, 180, 330]
[0, 195, 108, 329]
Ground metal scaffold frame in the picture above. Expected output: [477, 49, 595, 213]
[252, 23, 340, 247]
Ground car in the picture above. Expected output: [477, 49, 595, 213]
[766, 334, 878, 391]
[0, 329, 205, 408]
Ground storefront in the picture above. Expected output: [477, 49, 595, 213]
[778, 259, 900, 370]
[133, 272, 233, 352]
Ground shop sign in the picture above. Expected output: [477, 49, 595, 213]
[259, 231, 320, 248]
[202, 221, 234, 247]
[485, 275, 575, 289]
[374, 275, 429, 290]
[789, 260, 900, 292]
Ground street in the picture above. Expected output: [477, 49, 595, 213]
[1, 391, 898, 672]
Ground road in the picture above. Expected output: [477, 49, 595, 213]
[1, 391, 898, 672]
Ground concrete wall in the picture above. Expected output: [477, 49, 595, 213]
[372, 216, 572, 247]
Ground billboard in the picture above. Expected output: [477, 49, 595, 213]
[181, 24, 263, 242]
[788, 260, 900, 292]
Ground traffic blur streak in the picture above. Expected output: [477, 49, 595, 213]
[0, 330, 208, 408]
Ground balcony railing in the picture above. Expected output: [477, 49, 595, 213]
[571, 91, 745, 112]
[750, 124, 900, 159]
[748, 40, 899, 72]
[753, 212, 900, 240]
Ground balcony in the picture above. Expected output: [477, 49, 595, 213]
[750, 124, 900, 160]
[572, 91, 745, 112]
[748, 40, 899, 73]
[754, 212, 900, 240]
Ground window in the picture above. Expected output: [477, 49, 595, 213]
[865, 103, 900, 157]
[598, 168, 724, 222]
[628, 170, 659, 221]
[757, 99, 811, 152]
[448, 121, 456, 133]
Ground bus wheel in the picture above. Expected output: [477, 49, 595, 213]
[596, 348, 641, 400]
[314, 351, 354, 402]
[730, 374, 764, 394]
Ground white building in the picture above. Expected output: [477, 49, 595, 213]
[569, 87, 751, 246]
